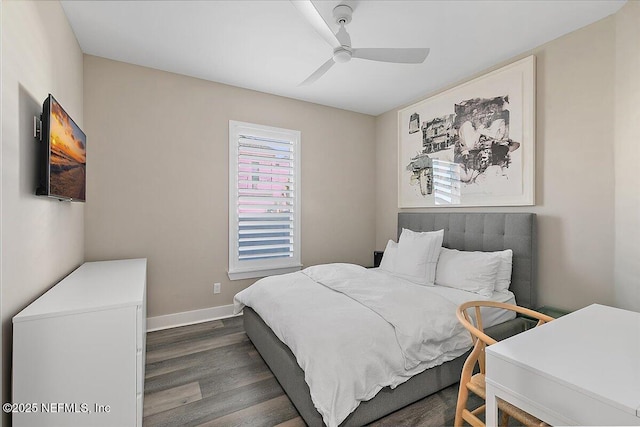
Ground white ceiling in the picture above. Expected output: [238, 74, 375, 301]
[61, 0, 625, 116]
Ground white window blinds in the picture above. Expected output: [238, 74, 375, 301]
[228, 121, 301, 280]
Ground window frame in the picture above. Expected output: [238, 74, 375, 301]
[228, 120, 302, 280]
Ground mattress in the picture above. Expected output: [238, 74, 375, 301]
[235, 264, 513, 427]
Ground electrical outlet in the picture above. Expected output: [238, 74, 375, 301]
[213, 282, 221, 294]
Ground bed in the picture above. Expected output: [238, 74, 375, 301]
[237, 212, 537, 426]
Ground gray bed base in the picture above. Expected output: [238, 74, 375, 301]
[243, 212, 537, 426]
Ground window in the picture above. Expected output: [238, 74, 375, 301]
[228, 121, 301, 280]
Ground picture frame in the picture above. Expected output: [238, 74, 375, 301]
[398, 56, 535, 208]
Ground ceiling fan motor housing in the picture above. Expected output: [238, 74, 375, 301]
[333, 47, 352, 63]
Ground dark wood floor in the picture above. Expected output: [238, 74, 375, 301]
[143, 316, 480, 427]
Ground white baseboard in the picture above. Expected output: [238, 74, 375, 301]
[146, 304, 238, 332]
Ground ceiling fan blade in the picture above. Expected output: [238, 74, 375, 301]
[291, 0, 341, 50]
[352, 48, 430, 64]
[299, 58, 335, 86]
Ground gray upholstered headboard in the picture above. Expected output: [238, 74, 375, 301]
[397, 212, 537, 309]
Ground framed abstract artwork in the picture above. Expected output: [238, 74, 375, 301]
[398, 56, 535, 208]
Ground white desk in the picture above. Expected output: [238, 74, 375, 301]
[486, 304, 640, 426]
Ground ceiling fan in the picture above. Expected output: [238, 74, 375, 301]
[292, 1, 430, 86]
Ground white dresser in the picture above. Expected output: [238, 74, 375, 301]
[12, 259, 147, 427]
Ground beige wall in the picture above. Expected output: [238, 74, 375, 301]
[0, 0, 84, 423]
[375, 17, 617, 311]
[83, 56, 376, 318]
[614, 1, 640, 311]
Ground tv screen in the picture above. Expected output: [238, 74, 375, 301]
[37, 94, 86, 202]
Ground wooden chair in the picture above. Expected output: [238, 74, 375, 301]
[454, 301, 554, 427]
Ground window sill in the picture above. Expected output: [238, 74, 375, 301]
[227, 265, 303, 281]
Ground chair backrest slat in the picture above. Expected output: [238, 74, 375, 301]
[456, 301, 554, 372]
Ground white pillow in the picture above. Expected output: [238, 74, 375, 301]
[379, 240, 397, 272]
[494, 249, 513, 293]
[435, 248, 501, 297]
[395, 228, 444, 285]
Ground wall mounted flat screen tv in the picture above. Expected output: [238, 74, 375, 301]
[36, 94, 86, 202]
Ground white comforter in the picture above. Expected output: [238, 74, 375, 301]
[233, 263, 472, 427]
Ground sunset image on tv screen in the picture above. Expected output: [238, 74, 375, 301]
[49, 98, 86, 200]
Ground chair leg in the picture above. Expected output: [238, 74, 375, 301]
[454, 384, 469, 427]
[500, 411, 510, 427]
